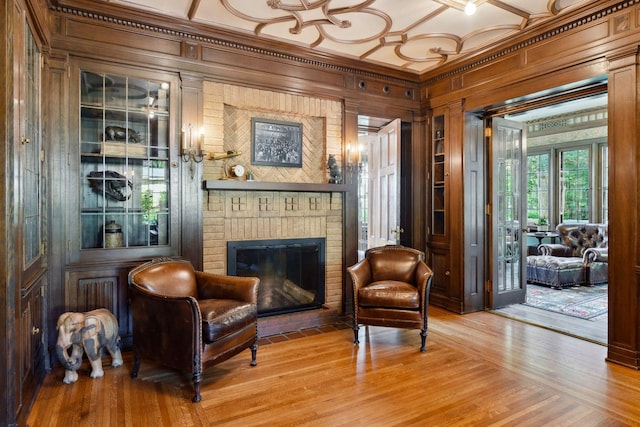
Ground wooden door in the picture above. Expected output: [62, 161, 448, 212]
[368, 119, 401, 248]
[490, 117, 527, 308]
[13, 5, 46, 423]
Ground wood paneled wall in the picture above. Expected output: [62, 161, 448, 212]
[5, 3, 640, 424]
[40, 0, 640, 370]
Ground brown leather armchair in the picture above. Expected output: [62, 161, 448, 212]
[128, 257, 260, 402]
[347, 246, 433, 352]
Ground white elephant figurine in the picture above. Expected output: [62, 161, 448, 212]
[55, 308, 123, 384]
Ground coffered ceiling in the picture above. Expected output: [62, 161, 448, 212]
[97, 0, 596, 74]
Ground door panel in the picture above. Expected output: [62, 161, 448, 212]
[491, 118, 526, 308]
[464, 113, 486, 312]
[368, 119, 401, 247]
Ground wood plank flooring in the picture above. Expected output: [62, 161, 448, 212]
[27, 306, 640, 426]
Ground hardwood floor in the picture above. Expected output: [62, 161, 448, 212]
[27, 306, 640, 426]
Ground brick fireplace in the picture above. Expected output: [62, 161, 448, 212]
[201, 82, 345, 336]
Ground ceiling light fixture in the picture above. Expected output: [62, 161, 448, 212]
[465, 2, 476, 15]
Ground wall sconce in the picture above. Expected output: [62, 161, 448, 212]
[346, 142, 363, 174]
[181, 123, 204, 179]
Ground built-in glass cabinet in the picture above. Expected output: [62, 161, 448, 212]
[79, 70, 172, 250]
[432, 114, 446, 236]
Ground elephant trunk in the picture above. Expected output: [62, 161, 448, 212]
[56, 343, 83, 371]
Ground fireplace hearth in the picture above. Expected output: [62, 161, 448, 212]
[227, 238, 326, 317]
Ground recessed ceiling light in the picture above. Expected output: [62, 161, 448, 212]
[465, 2, 477, 16]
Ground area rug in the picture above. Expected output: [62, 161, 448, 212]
[524, 283, 608, 321]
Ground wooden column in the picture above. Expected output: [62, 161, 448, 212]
[606, 47, 640, 369]
[410, 113, 427, 254]
[180, 72, 204, 270]
[448, 99, 465, 312]
[343, 100, 359, 315]
[1, 1, 16, 424]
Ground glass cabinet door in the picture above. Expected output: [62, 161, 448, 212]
[432, 114, 446, 236]
[79, 70, 172, 250]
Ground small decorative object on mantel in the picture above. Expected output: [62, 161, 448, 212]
[55, 308, 123, 384]
[229, 164, 246, 179]
[327, 154, 342, 184]
[208, 150, 242, 161]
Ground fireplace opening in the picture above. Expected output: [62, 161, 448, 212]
[227, 238, 326, 317]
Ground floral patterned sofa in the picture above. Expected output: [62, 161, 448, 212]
[526, 223, 608, 289]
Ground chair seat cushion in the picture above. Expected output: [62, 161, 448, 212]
[199, 299, 256, 344]
[358, 281, 419, 309]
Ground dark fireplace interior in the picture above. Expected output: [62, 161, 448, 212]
[227, 238, 326, 317]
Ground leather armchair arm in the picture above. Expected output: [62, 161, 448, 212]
[129, 284, 201, 368]
[195, 271, 259, 304]
[347, 259, 372, 292]
[538, 243, 573, 257]
[583, 247, 608, 265]
[414, 261, 432, 297]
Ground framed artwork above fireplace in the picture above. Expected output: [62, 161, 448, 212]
[251, 117, 303, 168]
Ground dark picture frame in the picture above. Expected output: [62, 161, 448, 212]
[251, 118, 303, 168]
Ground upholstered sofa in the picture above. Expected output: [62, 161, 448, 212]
[526, 223, 608, 288]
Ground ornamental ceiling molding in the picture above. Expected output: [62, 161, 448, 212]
[51, 3, 416, 85]
[425, 0, 638, 85]
[211, 0, 595, 73]
[52, 0, 634, 84]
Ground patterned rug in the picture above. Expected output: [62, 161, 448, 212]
[524, 283, 608, 321]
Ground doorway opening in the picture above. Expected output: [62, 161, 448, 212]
[356, 116, 407, 261]
[485, 78, 608, 345]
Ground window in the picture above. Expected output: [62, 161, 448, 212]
[559, 148, 591, 223]
[601, 145, 608, 223]
[527, 143, 607, 226]
[526, 153, 549, 225]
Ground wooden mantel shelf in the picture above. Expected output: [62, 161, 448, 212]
[203, 180, 347, 193]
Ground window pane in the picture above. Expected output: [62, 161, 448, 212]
[24, 24, 41, 267]
[527, 152, 549, 225]
[560, 148, 590, 222]
[601, 145, 608, 223]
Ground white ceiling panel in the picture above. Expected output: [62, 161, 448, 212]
[98, 0, 599, 74]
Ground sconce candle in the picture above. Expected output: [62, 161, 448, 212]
[181, 129, 187, 152]
[198, 128, 205, 156]
[346, 141, 363, 175]
[181, 123, 205, 179]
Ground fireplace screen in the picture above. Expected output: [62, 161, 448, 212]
[227, 238, 326, 317]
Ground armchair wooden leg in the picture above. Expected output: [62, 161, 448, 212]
[353, 325, 360, 345]
[250, 342, 258, 366]
[131, 353, 141, 379]
[420, 329, 427, 352]
[192, 373, 202, 403]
